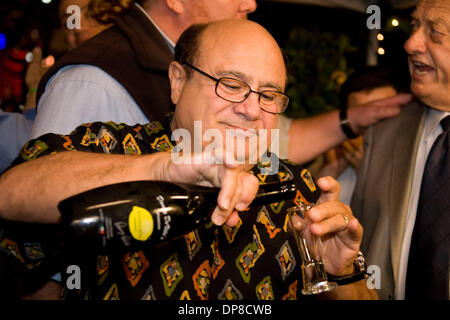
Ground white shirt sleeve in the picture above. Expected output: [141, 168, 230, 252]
[30, 65, 149, 139]
[276, 114, 293, 159]
[0, 110, 34, 172]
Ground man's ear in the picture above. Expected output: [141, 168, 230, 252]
[169, 61, 187, 104]
[166, 0, 185, 15]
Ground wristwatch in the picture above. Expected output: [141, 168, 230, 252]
[328, 251, 368, 286]
[339, 106, 359, 139]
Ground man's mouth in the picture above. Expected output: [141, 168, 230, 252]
[411, 61, 435, 76]
[223, 123, 258, 135]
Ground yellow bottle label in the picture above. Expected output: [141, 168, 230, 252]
[128, 206, 154, 241]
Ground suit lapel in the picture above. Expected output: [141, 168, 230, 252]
[389, 102, 426, 285]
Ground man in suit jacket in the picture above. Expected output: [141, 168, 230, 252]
[352, 0, 450, 300]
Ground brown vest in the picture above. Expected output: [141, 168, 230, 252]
[37, 3, 174, 122]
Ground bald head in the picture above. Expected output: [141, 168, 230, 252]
[169, 19, 288, 164]
[175, 19, 288, 86]
[200, 19, 283, 62]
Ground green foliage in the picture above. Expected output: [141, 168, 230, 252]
[283, 26, 358, 119]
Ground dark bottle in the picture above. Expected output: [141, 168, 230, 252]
[58, 180, 298, 252]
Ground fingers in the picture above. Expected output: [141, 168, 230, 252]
[341, 139, 363, 169]
[212, 169, 258, 226]
[216, 168, 241, 213]
[31, 47, 43, 62]
[235, 173, 259, 211]
[224, 211, 240, 227]
[370, 93, 413, 111]
[349, 93, 413, 132]
[378, 93, 413, 106]
[29, 47, 54, 68]
[342, 151, 361, 170]
[42, 55, 55, 68]
[316, 176, 340, 203]
[30, 47, 53, 68]
[342, 137, 363, 153]
[307, 201, 362, 243]
[308, 202, 348, 235]
[371, 94, 413, 119]
[289, 213, 304, 233]
[324, 148, 339, 163]
[374, 102, 402, 120]
[167, 149, 258, 227]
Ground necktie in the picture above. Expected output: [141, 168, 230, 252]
[405, 115, 450, 299]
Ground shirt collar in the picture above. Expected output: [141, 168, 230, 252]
[135, 3, 175, 53]
[424, 107, 450, 140]
[115, 3, 173, 71]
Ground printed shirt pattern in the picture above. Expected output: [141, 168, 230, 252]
[2, 119, 320, 300]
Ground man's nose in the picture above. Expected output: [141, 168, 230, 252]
[240, 0, 257, 15]
[234, 92, 262, 121]
[404, 27, 426, 55]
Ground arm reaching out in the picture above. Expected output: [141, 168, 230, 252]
[0, 121, 258, 227]
[287, 93, 412, 164]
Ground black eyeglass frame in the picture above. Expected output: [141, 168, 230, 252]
[183, 62, 289, 114]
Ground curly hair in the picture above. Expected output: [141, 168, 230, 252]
[87, 0, 148, 25]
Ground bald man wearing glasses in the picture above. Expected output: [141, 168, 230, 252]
[0, 20, 377, 300]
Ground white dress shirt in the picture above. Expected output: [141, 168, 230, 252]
[396, 107, 450, 299]
[31, 3, 174, 140]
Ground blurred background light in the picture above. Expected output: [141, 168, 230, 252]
[0, 33, 6, 50]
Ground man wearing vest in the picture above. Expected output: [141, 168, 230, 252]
[32, 0, 258, 139]
[33, 0, 412, 163]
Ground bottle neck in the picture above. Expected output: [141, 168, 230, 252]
[193, 180, 297, 208]
[250, 181, 298, 207]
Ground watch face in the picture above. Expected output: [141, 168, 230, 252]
[355, 252, 367, 272]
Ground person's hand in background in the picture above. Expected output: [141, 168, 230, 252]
[341, 136, 364, 171]
[24, 47, 54, 111]
[316, 146, 349, 179]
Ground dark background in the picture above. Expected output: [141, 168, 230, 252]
[0, 0, 60, 55]
[0, 1, 414, 65]
[0, 0, 414, 115]
[249, 1, 413, 79]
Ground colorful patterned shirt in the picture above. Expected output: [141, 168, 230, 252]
[1, 118, 321, 300]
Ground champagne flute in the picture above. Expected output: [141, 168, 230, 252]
[287, 204, 337, 295]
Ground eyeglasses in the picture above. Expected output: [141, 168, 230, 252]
[183, 62, 289, 114]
